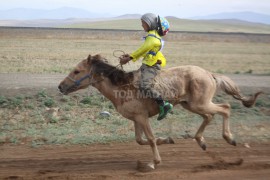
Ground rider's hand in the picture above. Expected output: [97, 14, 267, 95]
[119, 54, 132, 65]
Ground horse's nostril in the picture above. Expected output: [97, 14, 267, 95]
[58, 85, 62, 91]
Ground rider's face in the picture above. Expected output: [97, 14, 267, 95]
[141, 20, 150, 32]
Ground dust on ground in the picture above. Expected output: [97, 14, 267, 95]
[0, 139, 269, 180]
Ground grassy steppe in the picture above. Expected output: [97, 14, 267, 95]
[0, 28, 270, 74]
[1, 90, 269, 146]
[0, 27, 269, 146]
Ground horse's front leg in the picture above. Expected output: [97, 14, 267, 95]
[136, 117, 161, 170]
[134, 122, 175, 145]
[134, 121, 149, 145]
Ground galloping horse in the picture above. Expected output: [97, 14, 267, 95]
[58, 54, 262, 170]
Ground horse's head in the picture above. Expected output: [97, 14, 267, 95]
[58, 54, 105, 95]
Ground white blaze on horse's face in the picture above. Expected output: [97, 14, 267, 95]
[58, 59, 91, 95]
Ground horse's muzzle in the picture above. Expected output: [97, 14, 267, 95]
[58, 83, 71, 95]
[58, 84, 65, 94]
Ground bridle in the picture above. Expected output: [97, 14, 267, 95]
[66, 51, 126, 89]
[67, 73, 92, 87]
[66, 63, 124, 89]
[65, 50, 128, 88]
[64, 65, 96, 94]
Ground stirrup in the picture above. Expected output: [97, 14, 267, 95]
[157, 102, 173, 121]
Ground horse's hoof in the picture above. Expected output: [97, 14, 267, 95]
[168, 137, 175, 144]
[136, 161, 156, 172]
[195, 137, 207, 150]
[231, 140, 237, 146]
[201, 144, 207, 151]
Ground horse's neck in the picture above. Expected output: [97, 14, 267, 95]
[92, 78, 123, 108]
[91, 71, 144, 109]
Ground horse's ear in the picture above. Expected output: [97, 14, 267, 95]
[93, 54, 102, 60]
[87, 54, 92, 64]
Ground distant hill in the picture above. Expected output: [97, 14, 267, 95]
[0, 7, 110, 20]
[115, 14, 141, 19]
[0, 8, 270, 34]
[193, 11, 270, 25]
[1, 7, 270, 26]
[0, 18, 106, 27]
[60, 18, 270, 34]
[1, 17, 270, 34]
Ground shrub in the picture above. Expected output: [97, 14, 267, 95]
[37, 90, 47, 98]
[80, 96, 92, 105]
[43, 97, 55, 107]
[0, 96, 8, 107]
[8, 96, 23, 108]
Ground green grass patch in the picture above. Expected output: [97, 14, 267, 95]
[1, 89, 269, 146]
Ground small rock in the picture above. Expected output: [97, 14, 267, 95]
[244, 143, 250, 148]
[99, 111, 111, 117]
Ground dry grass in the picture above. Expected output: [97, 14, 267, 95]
[165, 41, 270, 74]
[0, 27, 270, 74]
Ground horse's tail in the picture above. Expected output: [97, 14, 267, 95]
[212, 73, 263, 108]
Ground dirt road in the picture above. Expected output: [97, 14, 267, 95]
[0, 73, 269, 96]
[0, 139, 269, 180]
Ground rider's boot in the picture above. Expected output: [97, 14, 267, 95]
[155, 96, 173, 121]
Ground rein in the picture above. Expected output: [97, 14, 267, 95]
[67, 63, 124, 87]
[66, 51, 126, 89]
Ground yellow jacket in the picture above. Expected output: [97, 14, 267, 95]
[130, 30, 167, 67]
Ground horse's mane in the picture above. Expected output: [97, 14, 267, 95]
[91, 57, 134, 86]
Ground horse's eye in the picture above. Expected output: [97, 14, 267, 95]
[74, 70, 80, 74]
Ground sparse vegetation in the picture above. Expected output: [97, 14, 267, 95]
[0, 28, 270, 74]
[0, 27, 269, 147]
[0, 89, 269, 146]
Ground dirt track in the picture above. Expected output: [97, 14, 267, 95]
[0, 73, 270, 179]
[0, 139, 270, 180]
[0, 73, 269, 96]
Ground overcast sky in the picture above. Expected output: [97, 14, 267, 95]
[1, 0, 270, 18]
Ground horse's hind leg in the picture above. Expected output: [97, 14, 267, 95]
[194, 114, 213, 150]
[198, 103, 236, 146]
[181, 101, 236, 150]
[196, 103, 236, 149]
[181, 102, 212, 150]
[134, 122, 174, 145]
[217, 104, 236, 146]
